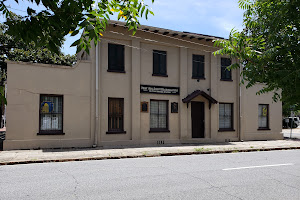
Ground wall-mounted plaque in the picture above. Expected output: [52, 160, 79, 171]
[141, 101, 148, 112]
[140, 85, 180, 95]
[171, 102, 178, 113]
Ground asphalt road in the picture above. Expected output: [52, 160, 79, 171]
[0, 150, 299, 200]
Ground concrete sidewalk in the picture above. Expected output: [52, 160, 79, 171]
[1, 139, 300, 165]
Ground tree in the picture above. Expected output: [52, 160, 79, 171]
[214, 0, 300, 110]
[0, 0, 154, 54]
[0, 23, 76, 70]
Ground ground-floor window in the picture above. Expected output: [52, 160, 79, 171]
[108, 98, 124, 133]
[39, 94, 63, 135]
[219, 103, 233, 131]
[258, 104, 269, 129]
[150, 100, 169, 132]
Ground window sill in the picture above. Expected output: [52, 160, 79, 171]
[149, 129, 170, 133]
[106, 131, 127, 134]
[107, 69, 126, 73]
[257, 128, 271, 131]
[220, 79, 233, 82]
[152, 74, 168, 77]
[37, 132, 65, 135]
[218, 129, 235, 132]
[192, 77, 206, 80]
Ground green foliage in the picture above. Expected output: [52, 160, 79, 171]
[1, 0, 154, 54]
[282, 102, 300, 117]
[7, 47, 76, 66]
[0, 22, 76, 69]
[214, 0, 300, 107]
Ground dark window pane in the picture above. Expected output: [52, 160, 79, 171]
[153, 50, 167, 76]
[153, 51, 160, 74]
[221, 58, 231, 80]
[192, 55, 205, 78]
[108, 43, 124, 71]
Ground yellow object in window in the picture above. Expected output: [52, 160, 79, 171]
[262, 107, 267, 116]
[41, 103, 49, 113]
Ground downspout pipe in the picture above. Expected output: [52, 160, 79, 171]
[238, 60, 242, 141]
[93, 0, 99, 148]
[94, 41, 99, 147]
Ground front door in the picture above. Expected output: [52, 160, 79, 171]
[191, 102, 205, 138]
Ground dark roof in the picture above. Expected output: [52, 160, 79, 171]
[108, 20, 224, 41]
[182, 90, 218, 104]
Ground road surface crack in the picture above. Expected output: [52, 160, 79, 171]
[259, 170, 300, 191]
[163, 167, 244, 200]
[57, 168, 79, 199]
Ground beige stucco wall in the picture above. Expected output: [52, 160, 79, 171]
[5, 61, 93, 150]
[98, 39, 133, 143]
[4, 23, 283, 149]
[241, 84, 283, 140]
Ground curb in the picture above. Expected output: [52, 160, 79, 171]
[1, 146, 300, 166]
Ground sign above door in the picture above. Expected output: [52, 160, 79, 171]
[140, 85, 180, 95]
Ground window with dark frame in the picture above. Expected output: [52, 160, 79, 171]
[108, 98, 124, 133]
[39, 94, 63, 135]
[153, 50, 167, 76]
[150, 100, 169, 132]
[258, 104, 269, 129]
[219, 103, 233, 131]
[108, 43, 125, 72]
[221, 58, 232, 80]
[192, 54, 205, 79]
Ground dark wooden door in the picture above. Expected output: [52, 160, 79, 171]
[191, 102, 205, 138]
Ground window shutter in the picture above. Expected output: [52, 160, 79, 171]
[221, 58, 232, 80]
[193, 55, 204, 78]
[160, 52, 167, 75]
[153, 51, 159, 75]
[108, 43, 124, 71]
[116, 45, 124, 71]
[153, 50, 167, 76]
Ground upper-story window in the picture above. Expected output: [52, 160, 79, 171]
[192, 54, 205, 79]
[108, 43, 125, 73]
[153, 50, 167, 77]
[221, 58, 232, 81]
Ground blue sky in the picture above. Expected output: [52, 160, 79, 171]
[1, 0, 244, 55]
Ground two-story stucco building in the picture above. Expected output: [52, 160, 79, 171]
[4, 20, 283, 150]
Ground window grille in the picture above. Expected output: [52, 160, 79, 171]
[108, 98, 124, 132]
[150, 100, 168, 131]
[219, 103, 233, 130]
[39, 95, 63, 134]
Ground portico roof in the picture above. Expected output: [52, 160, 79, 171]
[182, 90, 218, 105]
